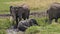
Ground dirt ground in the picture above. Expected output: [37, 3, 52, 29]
[6, 26, 25, 34]
[6, 29, 25, 34]
[30, 11, 48, 18]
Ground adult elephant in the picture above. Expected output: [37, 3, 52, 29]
[47, 2, 60, 24]
[10, 5, 30, 28]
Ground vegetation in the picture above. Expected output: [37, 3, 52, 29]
[0, 0, 60, 34]
[25, 23, 60, 34]
[0, 18, 11, 29]
[0, 0, 60, 13]
[25, 17, 60, 34]
[25, 26, 40, 34]
[0, 18, 11, 34]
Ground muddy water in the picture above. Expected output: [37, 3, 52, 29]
[6, 26, 25, 34]
[6, 29, 24, 34]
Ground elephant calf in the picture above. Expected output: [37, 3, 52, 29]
[17, 19, 38, 31]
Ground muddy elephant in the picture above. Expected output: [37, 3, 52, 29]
[10, 5, 30, 28]
[47, 2, 60, 24]
[17, 19, 38, 31]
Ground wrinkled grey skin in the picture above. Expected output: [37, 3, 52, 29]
[17, 19, 38, 31]
[10, 6, 30, 28]
[47, 3, 60, 24]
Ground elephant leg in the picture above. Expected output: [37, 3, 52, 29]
[26, 11, 30, 19]
[23, 15, 26, 20]
[13, 16, 18, 29]
[22, 13, 26, 20]
[19, 16, 22, 21]
[26, 14, 29, 19]
[55, 18, 58, 22]
[18, 13, 22, 21]
[23, 17, 26, 20]
[25, 12, 30, 20]
[19, 17, 22, 21]
[15, 16, 19, 28]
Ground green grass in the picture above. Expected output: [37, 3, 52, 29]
[0, 2, 10, 14]
[39, 24, 60, 34]
[0, 18, 11, 29]
[0, 0, 60, 14]
[0, 0, 60, 34]
[25, 24, 60, 34]
[25, 26, 40, 34]
[26, 16, 60, 34]
[0, 18, 11, 34]
[0, 29, 6, 34]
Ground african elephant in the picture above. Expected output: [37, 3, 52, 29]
[10, 5, 30, 28]
[47, 2, 60, 24]
[17, 19, 38, 31]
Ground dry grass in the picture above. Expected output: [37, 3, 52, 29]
[4, 0, 60, 10]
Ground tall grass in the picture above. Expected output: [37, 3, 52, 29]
[3, 0, 60, 11]
[0, 0, 60, 13]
